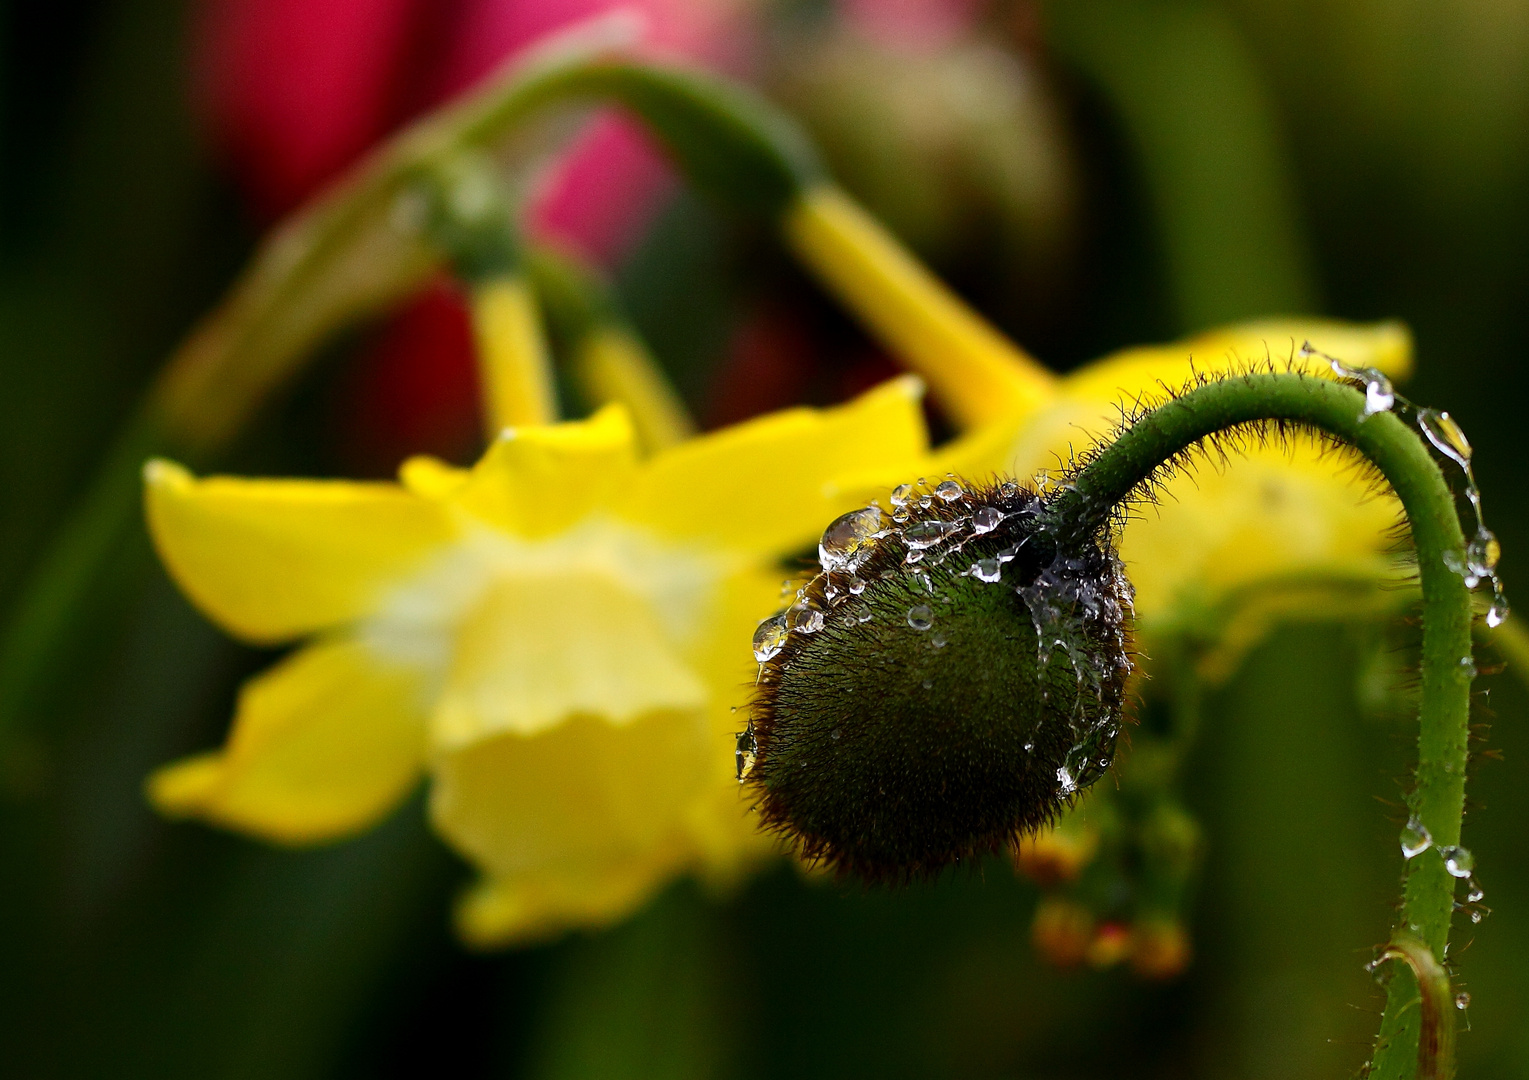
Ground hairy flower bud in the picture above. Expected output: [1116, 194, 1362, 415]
[743, 477, 1134, 880]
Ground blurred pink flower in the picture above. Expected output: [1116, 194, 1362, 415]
[194, 0, 748, 261]
[839, 0, 983, 53]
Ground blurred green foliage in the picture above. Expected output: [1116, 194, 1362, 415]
[1, 0, 1527, 1076]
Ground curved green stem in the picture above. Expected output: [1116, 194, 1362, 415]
[1055, 372, 1471, 1080]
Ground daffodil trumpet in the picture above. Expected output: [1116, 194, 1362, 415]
[747, 371, 1482, 1080]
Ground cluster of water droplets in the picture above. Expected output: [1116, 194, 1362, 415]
[1022, 553, 1134, 796]
[742, 474, 1133, 798]
[1305, 342, 1509, 628]
[1397, 815, 1490, 924]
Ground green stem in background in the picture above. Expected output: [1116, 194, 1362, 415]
[1044, 0, 1316, 331]
[1053, 372, 1471, 1080]
[529, 246, 696, 453]
[414, 153, 559, 431]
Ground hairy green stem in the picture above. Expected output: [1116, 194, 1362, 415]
[1054, 372, 1471, 1080]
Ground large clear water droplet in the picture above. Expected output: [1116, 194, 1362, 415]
[1467, 528, 1501, 575]
[907, 604, 933, 631]
[972, 505, 1002, 534]
[1455, 991, 1471, 1011]
[1488, 598, 1510, 628]
[889, 483, 914, 507]
[735, 727, 757, 781]
[934, 479, 964, 502]
[1418, 408, 1474, 467]
[818, 506, 884, 571]
[1441, 844, 1475, 878]
[1401, 817, 1434, 859]
[752, 614, 788, 662]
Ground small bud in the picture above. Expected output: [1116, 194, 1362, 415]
[1013, 814, 1101, 887]
[1086, 922, 1134, 970]
[1129, 919, 1192, 980]
[1031, 898, 1095, 968]
[745, 479, 1134, 880]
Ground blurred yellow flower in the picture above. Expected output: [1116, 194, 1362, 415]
[145, 377, 928, 946]
[789, 187, 1415, 664]
[934, 318, 1414, 655]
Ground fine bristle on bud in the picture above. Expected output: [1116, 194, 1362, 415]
[743, 477, 1134, 881]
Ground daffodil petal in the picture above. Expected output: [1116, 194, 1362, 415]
[433, 403, 639, 538]
[147, 638, 430, 843]
[618, 376, 929, 555]
[430, 570, 709, 750]
[937, 319, 1416, 483]
[144, 459, 456, 643]
[429, 710, 709, 898]
[1119, 440, 1403, 624]
[454, 859, 679, 948]
[1061, 318, 1412, 411]
[679, 565, 788, 877]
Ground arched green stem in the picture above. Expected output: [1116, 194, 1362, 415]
[1053, 372, 1470, 1080]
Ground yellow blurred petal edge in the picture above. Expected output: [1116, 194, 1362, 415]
[143, 458, 457, 643]
[454, 861, 679, 949]
[145, 638, 430, 845]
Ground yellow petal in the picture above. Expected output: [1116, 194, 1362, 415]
[679, 566, 789, 878]
[618, 376, 929, 556]
[1061, 318, 1412, 412]
[454, 859, 680, 948]
[1119, 441, 1403, 625]
[144, 459, 456, 643]
[422, 403, 639, 538]
[938, 319, 1415, 482]
[429, 709, 710, 927]
[147, 638, 429, 843]
[430, 570, 709, 750]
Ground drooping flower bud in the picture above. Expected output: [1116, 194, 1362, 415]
[742, 476, 1134, 880]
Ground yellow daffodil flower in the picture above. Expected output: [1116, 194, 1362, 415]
[145, 377, 929, 946]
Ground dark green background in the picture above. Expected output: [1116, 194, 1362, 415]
[1, 1, 1525, 1076]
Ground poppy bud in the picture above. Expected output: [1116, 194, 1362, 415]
[743, 476, 1134, 880]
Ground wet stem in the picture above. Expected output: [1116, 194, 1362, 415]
[1051, 372, 1472, 1080]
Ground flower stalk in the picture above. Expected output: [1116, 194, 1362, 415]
[413, 153, 557, 430]
[1049, 371, 1471, 1079]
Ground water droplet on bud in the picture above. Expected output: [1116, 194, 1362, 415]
[907, 604, 934, 631]
[904, 520, 960, 549]
[819, 506, 885, 572]
[971, 558, 1002, 583]
[788, 602, 824, 635]
[972, 506, 1002, 534]
[752, 614, 788, 662]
